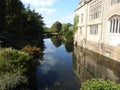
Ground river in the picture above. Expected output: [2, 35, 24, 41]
[36, 38, 80, 90]
[36, 38, 120, 90]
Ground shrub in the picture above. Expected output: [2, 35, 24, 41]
[0, 72, 26, 90]
[0, 48, 32, 90]
[81, 78, 120, 90]
[0, 48, 32, 73]
[22, 44, 43, 58]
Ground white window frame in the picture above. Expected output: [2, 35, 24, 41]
[90, 25, 98, 35]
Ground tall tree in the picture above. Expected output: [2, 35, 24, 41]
[0, 0, 6, 32]
[50, 21, 62, 32]
[62, 23, 72, 34]
[21, 7, 44, 39]
[6, 0, 24, 33]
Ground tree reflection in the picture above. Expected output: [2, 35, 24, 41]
[64, 42, 73, 53]
[51, 36, 62, 47]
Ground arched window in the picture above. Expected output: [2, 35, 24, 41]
[109, 15, 120, 34]
[110, 19, 112, 33]
[111, 0, 120, 5]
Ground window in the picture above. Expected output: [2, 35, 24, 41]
[111, 0, 120, 5]
[81, 14, 83, 23]
[89, 0, 102, 20]
[109, 15, 120, 34]
[90, 25, 98, 35]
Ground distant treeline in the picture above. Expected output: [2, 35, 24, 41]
[44, 21, 73, 34]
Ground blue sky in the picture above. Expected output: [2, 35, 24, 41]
[21, 0, 79, 27]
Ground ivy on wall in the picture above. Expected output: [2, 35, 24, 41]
[74, 15, 79, 33]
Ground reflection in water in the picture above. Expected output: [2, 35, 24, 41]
[37, 39, 80, 90]
[50, 35, 73, 53]
[73, 46, 120, 83]
[65, 42, 73, 53]
[50, 36, 63, 47]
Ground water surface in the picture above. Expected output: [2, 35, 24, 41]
[73, 45, 120, 83]
[36, 38, 120, 90]
[37, 38, 80, 90]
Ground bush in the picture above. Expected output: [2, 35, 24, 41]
[81, 79, 120, 90]
[0, 72, 26, 90]
[0, 48, 32, 90]
[22, 44, 43, 58]
[0, 48, 32, 73]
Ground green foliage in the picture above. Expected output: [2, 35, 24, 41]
[44, 27, 50, 33]
[50, 21, 62, 33]
[74, 15, 79, 33]
[74, 15, 79, 27]
[21, 8, 44, 39]
[81, 79, 120, 90]
[0, 48, 32, 90]
[0, 48, 32, 73]
[0, 0, 44, 48]
[65, 30, 73, 42]
[61, 23, 72, 34]
[6, 0, 24, 33]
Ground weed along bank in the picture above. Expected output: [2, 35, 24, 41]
[74, 0, 120, 61]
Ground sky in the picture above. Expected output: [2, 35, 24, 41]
[20, 0, 80, 27]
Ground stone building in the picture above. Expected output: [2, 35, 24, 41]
[74, 0, 120, 61]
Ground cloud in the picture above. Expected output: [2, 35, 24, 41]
[35, 8, 55, 14]
[41, 55, 57, 74]
[21, 0, 58, 7]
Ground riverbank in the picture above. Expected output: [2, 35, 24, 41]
[0, 45, 44, 90]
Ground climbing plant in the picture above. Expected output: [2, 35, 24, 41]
[74, 15, 79, 33]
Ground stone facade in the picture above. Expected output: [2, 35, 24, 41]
[74, 0, 120, 61]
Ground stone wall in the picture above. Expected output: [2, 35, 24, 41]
[74, 40, 120, 62]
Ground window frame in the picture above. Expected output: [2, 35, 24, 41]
[109, 15, 120, 35]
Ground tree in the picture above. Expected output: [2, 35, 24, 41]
[21, 7, 44, 39]
[61, 23, 72, 34]
[50, 21, 62, 32]
[6, 0, 24, 33]
[0, 0, 6, 32]
[44, 27, 50, 33]
[0, 0, 45, 48]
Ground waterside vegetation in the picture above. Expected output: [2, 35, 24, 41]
[0, 48, 33, 90]
[0, 0, 44, 89]
[81, 79, 120, 90]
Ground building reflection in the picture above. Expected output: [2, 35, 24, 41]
[73, 46, 120, 83]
